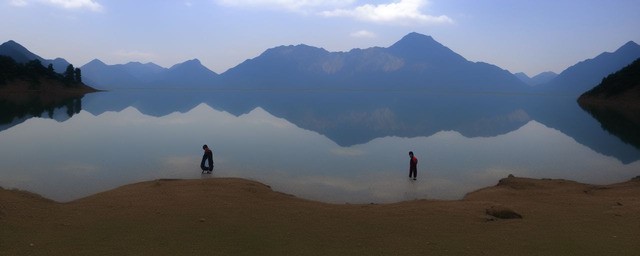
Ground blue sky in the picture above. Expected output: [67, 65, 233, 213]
[1, 0, 638, 76]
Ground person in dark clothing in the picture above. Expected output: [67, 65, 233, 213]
[409, 151, 418, 180]
[201, 144, 214, 174]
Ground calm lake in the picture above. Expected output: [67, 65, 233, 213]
[1, 90, 639, 203]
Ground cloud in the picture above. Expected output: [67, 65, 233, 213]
[10, 0, 103, 11]
[350, 30, 376, 38]
[9, 0, 28, 6]
[214, 0, 451, 25]
[321, 0, 452, 25]
[47, 0, 102, 11]
[216, 0, 355, 12]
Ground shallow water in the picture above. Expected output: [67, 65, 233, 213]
[0, 90, 638, 203]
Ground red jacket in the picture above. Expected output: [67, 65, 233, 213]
[410, 156, 418, 170]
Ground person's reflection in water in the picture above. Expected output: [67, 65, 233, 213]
[201, 144, 214, 174]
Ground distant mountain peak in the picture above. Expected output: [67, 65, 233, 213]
[1, 40, 29, 51]
[170, 59, 203, 69]
[123, 61, 165, 70]
[617, 41, 640, 53]
[401, 32, 435, 41]
[388, 32, 467, 64]
[185, 58, 201, 64]
[526, 71, 558, 86]
[255, 44, 329, 65]
[390, 32, 439, 49]
[263, 44, 328, 56]
[167, 58, 218, 76]
[0, 40, 41, 63]
[539, 40, 640, 95]
[86, 58, 107, 66]
[515, 72, 530, 79]
[276, 44, 321, 49]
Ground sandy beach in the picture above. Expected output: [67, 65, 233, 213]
[1, 175, 639, 255]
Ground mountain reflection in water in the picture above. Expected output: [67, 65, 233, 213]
[0, 90, 638, 203]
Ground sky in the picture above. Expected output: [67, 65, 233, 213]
[1, 0, 639, 77]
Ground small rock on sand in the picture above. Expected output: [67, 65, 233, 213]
[486, 205, 522, 219]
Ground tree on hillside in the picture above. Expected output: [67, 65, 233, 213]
[0, 55, 19, 85]
[47, 64, 56, 78]
[0, 55, 84, 88]
[585, 58, 640, 97]
[25, 59, 47, 75]
[74, 67, 82, 83]
[64, 64, 76, 86]
[25, 59, 47, 89]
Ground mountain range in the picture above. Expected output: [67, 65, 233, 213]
[536, 41, 640, 95]
[578, 57, 640, 108]
[2, 33, 639, 95]
[81, 58, 218, 88]
[0, 40, 72, 74]
[219, 33, 527, 92]
[515, 71, 557, 86]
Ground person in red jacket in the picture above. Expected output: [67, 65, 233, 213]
[409, 151, 418, 180]
[201, 144, 214, 174]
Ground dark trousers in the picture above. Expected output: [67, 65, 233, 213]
[201, 155, 213, 171]
[409, 168, 417, 178]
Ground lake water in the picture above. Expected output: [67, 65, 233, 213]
[1, 90, 638, 203]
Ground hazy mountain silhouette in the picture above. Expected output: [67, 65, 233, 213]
[118, 61, 165, 83]
[82, 59, 144, 88]
[0, 40, 72, 73]
[152, 59, 218, 88]
[220, 32, 528, 92]
[578, 58, 640, 105]
[539, 41, 640, 96]
[515, 71, 557, 86]
[7, 36, 640, 95]
[78, 34, 640, 94]
[0, 40, 41, 63]
[80, 59, 218, 89]
[219, 44, 334, 88]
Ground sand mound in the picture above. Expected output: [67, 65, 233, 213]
[2, 176, 639, 255]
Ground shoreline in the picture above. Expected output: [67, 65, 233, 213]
[2, 174, 639, 205]
[2, 175, 639, 255]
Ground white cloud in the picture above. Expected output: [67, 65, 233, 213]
[216, 0, 355, 12]
[10, 0, 103, 11]
[214, 0, 451, 25]
[321, 0, 452, 25]
[350, 30, 376, 38]
[9, 0, 28, 6]
[47, 0, 102, 11]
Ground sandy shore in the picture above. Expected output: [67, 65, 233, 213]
[1, 175, 639, 255]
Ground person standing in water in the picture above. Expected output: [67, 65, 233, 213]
[409, 151, 418, 180]
[201, 144, 214, 174]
